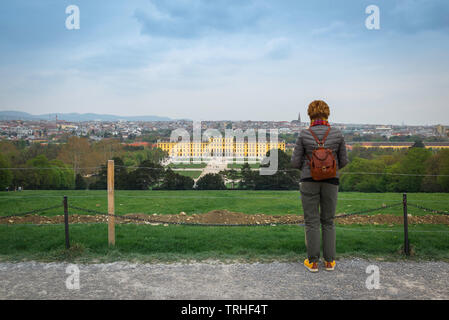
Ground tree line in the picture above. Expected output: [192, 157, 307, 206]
[0, 147, 300, 191]
[1, 138, 448, 192]
[340, 145, 449, 192]
[0, 137, 168, 190]
[0, 154, 75, 190]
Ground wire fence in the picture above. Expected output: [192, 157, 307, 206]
[1, 192, 448, 256]
[0, 197, 447, 226]
[66, 202, 412, 227]
[1, 193, 449, 206]
[407, 203, 449, 216]
[0, 204, 63, 220]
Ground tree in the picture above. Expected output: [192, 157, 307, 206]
[75, 173, 87, 190]
[50, 159, 75, 189]
[146, 147, 169, 164]
[421, 151, 444, 192]
[240, 163, 256, 189]
[436, 149, 449, 192]
[386, 148, 432, 192]
[348, 144, 406, 162]
[261, 148, 293, 170]
[0, 141, 20, 165]
[254, 149, 301, 190]
[27, 155, 59, 189]
[12, 155, 75, 190]
[88, 157, 128, 190]
[340, 157, 387, 192]
[122, 147, 168, 168]
[113, 157, 128, 190]
[92, 139, 124, 165]
[126, 160, 164, 190]
[160, 168, 194, 190]
[0, 154, 12, 190]
[21, 143, 61, 164]
[219, 169, 240, 189]
[58, 136, 97, 176]
[89, 164, 107, 190]
[195, 173, 226, 190]
[411, 139, 425, 148]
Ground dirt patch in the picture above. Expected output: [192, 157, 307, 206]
[335, 213, 449, 226]
[0, 210, 448, 226]
[125, 210, 304, 225]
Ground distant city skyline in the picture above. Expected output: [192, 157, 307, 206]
[1, 110, 447, 127]
[1, 1, 449, 125]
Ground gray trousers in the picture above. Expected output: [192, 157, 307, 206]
[300, 181, 338, 263]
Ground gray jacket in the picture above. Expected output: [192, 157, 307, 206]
[291, 125, 348, 180]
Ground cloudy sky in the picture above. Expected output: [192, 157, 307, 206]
[0, 0, 448, 124]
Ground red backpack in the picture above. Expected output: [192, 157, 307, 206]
[306, 127, 337, 181]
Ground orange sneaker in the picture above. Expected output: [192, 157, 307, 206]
[304, 259, 318, 273]
[323, 260, 336, 271]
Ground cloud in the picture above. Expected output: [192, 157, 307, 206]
[134, 0, 267, 38]
[264, 38, 292, 60]
[311, 21, 347, 36]
[1, 0, 449, 124]
[387, 0, 449, 33]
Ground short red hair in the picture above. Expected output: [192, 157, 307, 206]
[308, 100, 330, 120]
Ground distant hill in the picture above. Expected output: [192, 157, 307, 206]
[0, 111, 172, 122]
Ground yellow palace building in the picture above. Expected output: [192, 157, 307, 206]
[157, 137, 286, 159]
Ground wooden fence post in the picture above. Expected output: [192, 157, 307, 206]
[108, 160, 115, 246]
[63, 196, 70, 249]
[403, 193, 410, 256]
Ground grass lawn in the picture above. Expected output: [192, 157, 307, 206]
[168, 163, 207, 169]
[0, 223, 447, 263]
[172, 170, 202, 179]
[0, 190, 448, 262]
[1, 190, 448, 217]
[227, 163, 260, 169]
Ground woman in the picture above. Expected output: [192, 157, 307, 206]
[291, 100, 348, 272]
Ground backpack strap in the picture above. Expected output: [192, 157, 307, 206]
[308, 127, 331, 147]
[322, 126, 331, 144]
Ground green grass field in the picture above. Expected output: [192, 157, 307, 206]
[1, 190, 448, 217]
[0, 190, 448, 262]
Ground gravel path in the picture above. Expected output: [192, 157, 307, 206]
[1, 259, 448, 300]
[194, 158, 227, 182]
